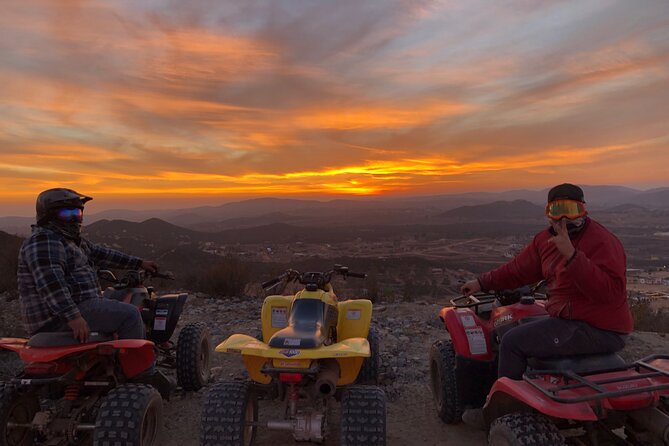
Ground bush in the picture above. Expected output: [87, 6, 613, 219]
[196, 256, 251, 297]
[630, 303, 668, 333]
[0, 232, 23, 297]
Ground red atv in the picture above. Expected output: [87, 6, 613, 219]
[430, 285, 669, 445]
[0, 333, 164, 446]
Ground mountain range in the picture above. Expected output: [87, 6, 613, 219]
[2, 185, 669, 236]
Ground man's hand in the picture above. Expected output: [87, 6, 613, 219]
[461, 279, 481, 296]
[140, 260, 159, 274]
[68, 316, 90, 343]
[549, 219, 576, 259]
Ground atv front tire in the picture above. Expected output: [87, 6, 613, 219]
[200, 382, 258, 446]
[340, 385, 386, 446]
[356, 326, 380, 384]
[430, 339, 463, 424]
[0, 383, 40, 446]
[176, 322, 211, 391]
[488, 413, 566, 446]
[94, 384, 163, 446]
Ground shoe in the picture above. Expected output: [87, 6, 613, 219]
[461, 408, 486, 430]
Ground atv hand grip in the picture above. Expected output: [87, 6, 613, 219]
[347, 272, 367, 279]
[261, 277, 282, 289]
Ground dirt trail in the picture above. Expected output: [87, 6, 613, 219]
[1, 293, 666, 446]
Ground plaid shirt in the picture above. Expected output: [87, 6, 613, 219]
[17, 225, 142, 335]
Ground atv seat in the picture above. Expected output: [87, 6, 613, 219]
[268, 323, 326, 349]
[27, 332, 115, 347]
[528, 353, 626, 374]
[268, 299, 337, 349]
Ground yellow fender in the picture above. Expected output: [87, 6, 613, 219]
[216, 334, 369, 385]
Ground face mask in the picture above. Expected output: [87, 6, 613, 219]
[548, 217, 586, 237]
[565, 217, 585, 235]
[44, 219, 82, 240]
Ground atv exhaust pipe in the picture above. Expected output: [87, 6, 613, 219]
[314, 359, 340, 397]
[628, 407, 669, 445]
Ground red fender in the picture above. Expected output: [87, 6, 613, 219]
[439, 307, 494, 361]
[0, 338, 155, 379]
[484, 377, 598, 421]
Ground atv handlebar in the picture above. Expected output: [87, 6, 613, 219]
[453, 281, 547, 309]
[99, 269, 174, 288]
[261, 265, 366, 291]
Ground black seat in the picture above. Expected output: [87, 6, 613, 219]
[268, 299, 330, 349]
[528, 353, 626, 374]
[268, 323, 326, 349]
[27, 332, 115, 347]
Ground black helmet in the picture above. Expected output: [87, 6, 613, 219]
[36, 188, 93, 223]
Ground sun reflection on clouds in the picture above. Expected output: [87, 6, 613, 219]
[0, 0, 668, 213]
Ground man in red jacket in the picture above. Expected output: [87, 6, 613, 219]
[461, 183, 632, 381]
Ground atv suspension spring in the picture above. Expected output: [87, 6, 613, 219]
[64, 385, 80, 401]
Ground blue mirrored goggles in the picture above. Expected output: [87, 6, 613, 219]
[56, 207, 83, 222]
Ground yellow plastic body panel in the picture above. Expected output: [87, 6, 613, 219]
[294, 288, 337, 306]
[336, 299, 373, 341]
[260, 295, 293, 342]
[215, 334, 369, 385]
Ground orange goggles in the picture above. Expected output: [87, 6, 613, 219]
[545, 199, 587, 220]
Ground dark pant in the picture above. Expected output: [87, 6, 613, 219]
[498, 318, 626, 380]
[50, 298, 145, 340]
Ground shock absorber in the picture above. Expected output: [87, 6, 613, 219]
[288, 383, 299, 418]
[64, 385, 80, 401]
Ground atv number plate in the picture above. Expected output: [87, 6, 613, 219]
[154, 317, 167, 330]
[272, 359, 311, 369]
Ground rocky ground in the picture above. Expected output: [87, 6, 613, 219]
[1, 291, 667, 445]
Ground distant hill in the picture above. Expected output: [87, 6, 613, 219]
[436, 200, 545, 221]
[3, 186, 669, 235]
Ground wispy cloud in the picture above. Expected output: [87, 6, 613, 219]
[0, 0, 668, 214]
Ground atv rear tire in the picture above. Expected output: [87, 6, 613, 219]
[430, 339, 463, 424]
[340, 385, 386, 446]
[0, 383, 40, 446]
[176, 322, 211, 391]
[356, 326, 380, 384]
[488, 413, 566, 446]
[200, 382, 258, 446]
[94, 384, 163, 446]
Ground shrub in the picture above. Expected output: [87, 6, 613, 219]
[196, 256, 251, 297]
[630, 303, 668, 333]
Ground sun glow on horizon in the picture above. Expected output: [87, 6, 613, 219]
[0, 1, 668, 214]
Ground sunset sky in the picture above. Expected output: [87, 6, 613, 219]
[1, 1, 668, 215]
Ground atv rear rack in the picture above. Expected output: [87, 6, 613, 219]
[523, 354, 669, 405]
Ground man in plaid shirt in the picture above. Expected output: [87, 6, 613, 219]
[17, 188, 158, 343]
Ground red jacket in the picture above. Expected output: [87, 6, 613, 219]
[478, 218, 633, 334]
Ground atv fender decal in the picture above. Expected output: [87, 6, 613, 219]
[272, 307, 288, 328]
[459, 314, 476, 328]
[283, 338, 301, 347]
[465, 327, 487, 355]
[493, 313, 513, 327]
[280, 349, 300, 357]
[346, 309, 361, 320]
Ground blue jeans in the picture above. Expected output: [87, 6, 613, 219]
[75, 297, 145, 339]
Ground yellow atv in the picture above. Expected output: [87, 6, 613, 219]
[200, 265, 386, 446]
